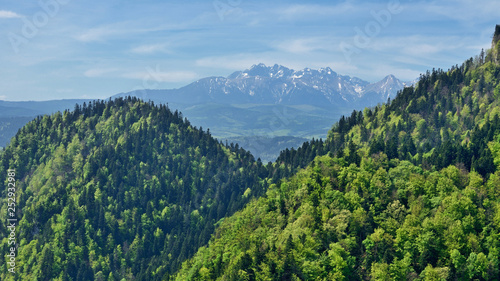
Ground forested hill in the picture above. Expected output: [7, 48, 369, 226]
[276, 25, 500, 179]
[174, 27, 500, 280]
[0, 97, 271, 280]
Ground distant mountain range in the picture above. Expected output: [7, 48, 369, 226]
[1, 64, 411, 161]
[115, 63, 410, 108]
[110, 64, 410, 161]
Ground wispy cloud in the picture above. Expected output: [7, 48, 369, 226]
[130, 44, 172, 54]
[0, 10, 21, 18]
[74, 19, 204, 43]
[195, 52, 360, 78]
[196, 54, 275, 70]
[84, 65, 199, 83]
[75, 22, 160, 42]
[402, 43, 451, 57]
[278, 3, 354, 19]
[274, 38, 327, 54]
[360, 35, 473, 62]
[76, 26, 126, 42]
[424, 0, 500, 22]
[122, 70, 198, 83]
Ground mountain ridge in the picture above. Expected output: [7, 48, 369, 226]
[116, 63, 410, 108]
[0, 66, 408, 161]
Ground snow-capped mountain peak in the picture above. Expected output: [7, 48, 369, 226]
[120, 64, 407, 109]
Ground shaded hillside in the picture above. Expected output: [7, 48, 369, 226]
[223, 136, 309, 164]
[0, 99, 92, 148]
[0, 97, 270, 280]
[0, 116, 34, 149]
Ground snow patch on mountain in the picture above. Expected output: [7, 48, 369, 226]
[117, 63, 410, 109]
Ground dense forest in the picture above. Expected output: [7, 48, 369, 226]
[176, 156, 500, 280]
[0, 97, 271, 280]
[174, 26, 500, 280]
[1, 26, 500, 280]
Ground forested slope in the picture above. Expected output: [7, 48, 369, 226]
[174, 26, 500, 280]
[176, 156, 500, 280]
[275, 25, 500, 179]
[0, 97, 270, 280]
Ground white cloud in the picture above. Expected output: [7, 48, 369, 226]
[130, 44, 172, 54]
[122, 70, 198, 83]
[75, 23, 154, 42]
[74, 20, 199, 43]
[196, 54, 268, 70]
[274, 38, 330, 54]
[365, 35, 468, 59]
[0, 10, 21, 18]
[402, 43, 447, 57]
[195, 52, 361, 78]
[85, 66, 199, 83]
[195, 51, 419, 82]
[0, 95, 7, 100]
[195, 53, 315, 72]
[76, 26, 123, 42]
[424, 0, 500, 22]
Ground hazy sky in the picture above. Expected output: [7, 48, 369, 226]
[1, 0, 499, 101]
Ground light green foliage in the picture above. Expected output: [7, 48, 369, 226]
[370, 262, 390, 280]
[176, 153, 500, 280]
[420, 265, 449, 281]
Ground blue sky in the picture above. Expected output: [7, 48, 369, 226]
[0, 0, 499, 101]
